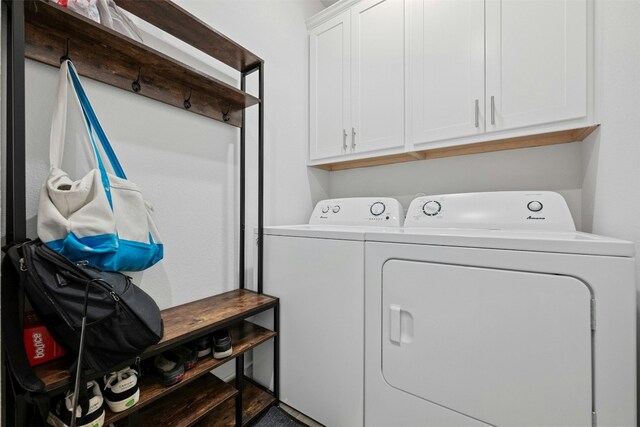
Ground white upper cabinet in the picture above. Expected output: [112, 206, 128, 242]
[309, 0, 404, 161]
[308, 0, 593, 168]
[408, 0, 485, 144]
[310, 12, 351, 160]
[351, 0, 405, 154]
[485, 0, 588, 132]
[409, 0, 590, 146]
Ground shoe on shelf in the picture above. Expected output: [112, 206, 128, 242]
[102, 367, 140, 413]
[169, 345, 198, 371]
[193, 336, 212, 358]
[47, 380, 105, 427]
[152, 351, 185, 386]
[212, 328, 233, 359]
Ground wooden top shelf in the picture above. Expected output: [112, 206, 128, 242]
[114, 0, 262, 72]
[25, 0, 260, 127]
[34, 290, 277, 393]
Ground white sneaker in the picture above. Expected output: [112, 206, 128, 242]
[47, 380, 106, 427]
[102, 367, 140, 413]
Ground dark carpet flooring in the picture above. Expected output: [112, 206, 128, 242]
[253, 406, 309, 427]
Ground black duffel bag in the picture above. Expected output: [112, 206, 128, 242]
[2, 239, 163, 395]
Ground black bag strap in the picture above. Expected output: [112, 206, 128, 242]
[1, 244, 45, 393]
[15, 391, 51, 427]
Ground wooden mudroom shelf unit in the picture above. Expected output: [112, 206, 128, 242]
[2, 0, 273, 426]
[30, 291, 278, 426]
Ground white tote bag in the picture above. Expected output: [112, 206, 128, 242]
[37, 60, 163, 271]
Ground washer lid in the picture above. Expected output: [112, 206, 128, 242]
[365, 228, 635, 257]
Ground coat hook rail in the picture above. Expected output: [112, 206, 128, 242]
[222, 103, 231, 122]
[131, 67, 142, 93]
[184, 89, 192, 110]
[59, 38, 70, 63]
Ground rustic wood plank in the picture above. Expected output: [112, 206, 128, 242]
[194, 380, 277, 427]
[104, 322, 276, 424]
[114, 0, 262, 72]
[25, 1, 259, 127]
[136, 374, 237, 427]
[310, 125, 600, 171]
[153, 290, 277, 353]
[35, 290, 277, 392]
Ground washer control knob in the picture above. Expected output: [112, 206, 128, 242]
[370, 201, 386, 216]
[332, 205, 341, 213]
[321, 205, 330, 214]
[527, 201, 543, 212]
[422, 200, 442, 216]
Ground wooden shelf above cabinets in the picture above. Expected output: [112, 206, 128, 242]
[311, 125, 599, 171]
[24, 0, 260, 127]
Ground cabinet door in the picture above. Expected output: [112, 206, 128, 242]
[351, 0, 404, 154]
[485, 0, 588, 132]
[310, 12, 351, 160]
[408, 0, 485, 144]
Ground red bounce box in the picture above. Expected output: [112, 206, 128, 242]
[23, 311, 66, 366]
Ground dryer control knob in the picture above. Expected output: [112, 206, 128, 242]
[422, 200, 442, 216]
[332, 205, 341, 213]
[370, 202, 386, 216]
[321, 205, 330, 214]
[527, 201, 543, 212]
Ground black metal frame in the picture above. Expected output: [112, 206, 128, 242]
[1, 1, 277, 426]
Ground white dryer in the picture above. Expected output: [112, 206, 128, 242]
[257, 197, 404, 426]
[364, 191, 635, 427]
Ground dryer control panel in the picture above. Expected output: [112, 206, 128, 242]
[310, 198, 405, 227]
[405, 191, 576, 231]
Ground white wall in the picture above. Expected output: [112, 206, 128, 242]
[581, 0, 640, 251]
[22, 0, 326, 310]
[579, 0, 640, 415]
[329, 142, 584, 229]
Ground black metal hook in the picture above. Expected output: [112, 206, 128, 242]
[184, 89, 192, 110]
[131, 67, 142, 93]
[222, 104, 231, 122]
[59, 39, 71, 63]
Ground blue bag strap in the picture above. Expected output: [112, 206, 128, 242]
[67, 64, 127, 180]
[61, 62, 115, 208]
[80, 102, 115, 209]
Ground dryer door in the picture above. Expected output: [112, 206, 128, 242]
[382, 260, 592, 427]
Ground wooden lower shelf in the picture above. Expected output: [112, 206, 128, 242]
[194, 380, 277, 427]
[105, 321, 276, 424]
[311, 125, 599, 171]
[138, 374, 237, 427]
[35, 289, 277, 393]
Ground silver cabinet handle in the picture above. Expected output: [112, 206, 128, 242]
[490, 96, 495, 125]
[343, 129, 348, 150]
[475, 99, 479, 128]
[351, 127, 356, 149]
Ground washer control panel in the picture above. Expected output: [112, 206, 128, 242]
[405, 191, 575, 231]
[310, 198, 404, 226]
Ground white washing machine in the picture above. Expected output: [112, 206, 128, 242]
[364, 191, 636, 427]
[256, 197, 404, 426]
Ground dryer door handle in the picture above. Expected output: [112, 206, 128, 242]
[389, 304, 414, 345]
[390, 305, 402, 344]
